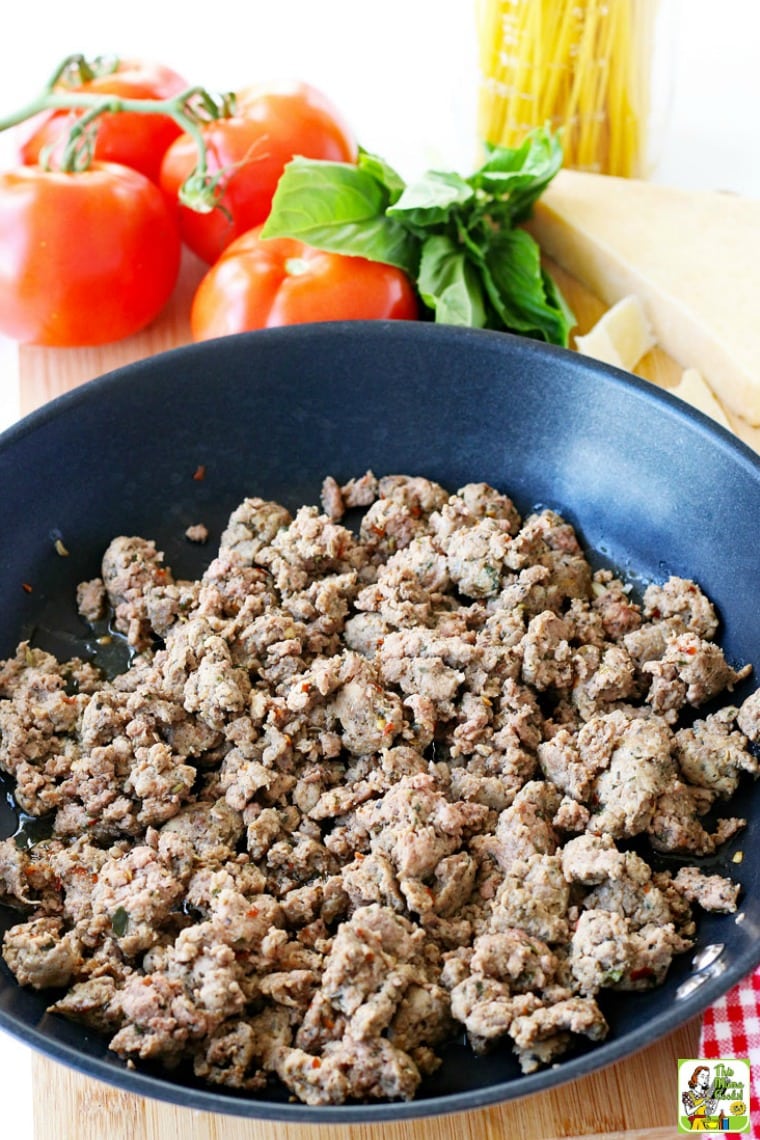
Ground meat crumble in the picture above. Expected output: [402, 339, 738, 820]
[0, 472, 757, 1105]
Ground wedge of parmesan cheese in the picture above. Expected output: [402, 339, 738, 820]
[525, 170, 760, 424]
[575, 295, 655, 371]
[671, 367, 733, 429]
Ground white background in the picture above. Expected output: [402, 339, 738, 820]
[0, 1, 759, 1134]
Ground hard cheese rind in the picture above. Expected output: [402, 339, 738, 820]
[526, 170, 760, 425]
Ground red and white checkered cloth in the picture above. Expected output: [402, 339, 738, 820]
[701, 967, 760, 1137]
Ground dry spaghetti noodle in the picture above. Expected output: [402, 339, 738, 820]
[476, 0, 659, 177]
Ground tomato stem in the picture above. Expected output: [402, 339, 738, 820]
[0, 54, 237, 211]
[44, 53, 114, 91]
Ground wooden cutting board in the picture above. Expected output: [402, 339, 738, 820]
[21, 250, 755, 1140]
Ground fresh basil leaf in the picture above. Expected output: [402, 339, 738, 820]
[453, 210, 496, 270]
[540, 266, 576, 342]
[265, 156, 390, 224]
[262, 157, 418, 275]
[470, 127, 564, 224]
[357, 147, 407, 204]
[260, 132, 571, 343]
[482, 227, 574, 344]
[418, 235, 486, 328]
[389, 169, 475, 230]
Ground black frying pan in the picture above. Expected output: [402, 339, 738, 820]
[0, 320, 758, 1122]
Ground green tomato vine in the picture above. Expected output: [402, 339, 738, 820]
[0, 53, 235, 212]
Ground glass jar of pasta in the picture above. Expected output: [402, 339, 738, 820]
[476, 0, 672, 177]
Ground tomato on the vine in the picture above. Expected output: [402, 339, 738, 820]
[190, 226, 418, 340]
[0, 162, 181, 346]
[160, 81, 357, 264]
[19, 60, 188, 183]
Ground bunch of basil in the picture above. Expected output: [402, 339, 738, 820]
[262, 126, 573, 346]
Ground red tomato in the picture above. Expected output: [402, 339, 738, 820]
[19, 60, 188, 183]
[190, 227, 418, 340]
[160, 81, 357, 264]
[0, 163, 181, 346]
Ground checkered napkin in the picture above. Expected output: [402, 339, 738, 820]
[701, 968, 760, 1136]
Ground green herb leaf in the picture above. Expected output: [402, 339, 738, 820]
[470, 127, 564, 224]
[389, 169, 474, 231]
[356, 147, 407, 204]
[262, 156, 418, 276]
[111, 906, 129, 937]
[540, 265, 577, 340]
[418, 235, 486, 328]
[261, 127, 573, 346]
[483, 227, 575, 344]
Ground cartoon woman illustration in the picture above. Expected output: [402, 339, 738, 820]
[681, 1065, 719, 1131]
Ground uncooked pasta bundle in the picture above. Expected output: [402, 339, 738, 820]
[476, 0, 658, 177]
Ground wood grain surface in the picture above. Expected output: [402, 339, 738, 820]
[20, 255, 748, 1140]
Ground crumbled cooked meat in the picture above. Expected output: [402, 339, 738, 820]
[83, 844, 187, 957]
[265, 506, 367, 595]
[101, 535, 174, 649]
[185, 524, 209, 545]
[649, 779, 746, 856]
[470, 929, 558, 991]
[387, 979, 453, 1057]
[737, 688, 760, 743]
[49, 974, 126, 1033]
[490, 853, 570, 944]
[552, 796, 590, 834]
[675, 707, 759, 798]
[377, 628, 472, 718]
[328, 652, 404, 755]
[671, 866, 741, 913]
[580, 849, 694, 937]
[619, 923, 693, 990]
[449, 977, 541, 1050]
[642, 576, 719, 640]
[0, 837, 36, 906]
[318, 905, 426, 1026]
[429, 483, 521, 545]
[160, 798, 244, 864]
[443, 518, 513, 599]
[0, 473, 753, 1106]
[321, 472, 382, 523]
[356, 772, 489, 893]
[192, 1017, 271, 1091]
[272, 1035, 421, 1105]
[3, 916, 83, 989]
[509, 996, 607, 1073]
[571, 643, 638, 721]
[107, 969, 215, 1065]
[569, 909, 634, 994]
[219, 497, 292, 563]
[644, 631, 751, 720]
[492, 780, 560, 863]
[339, 852, 404, 913]
[591, 570, 642, 642]
[587, 711, 677, 839]
[76, 578, 107, 624]
[320, 476, 345, 523]
[561, 833, 627, 885]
